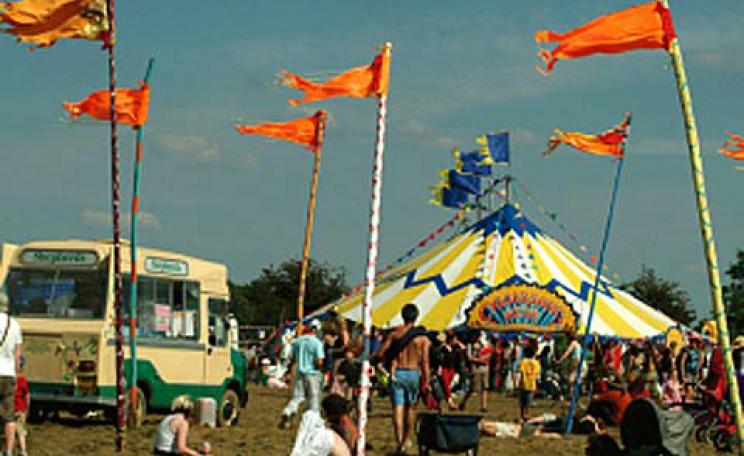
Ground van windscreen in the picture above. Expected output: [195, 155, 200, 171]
[6, 267, 108, 319]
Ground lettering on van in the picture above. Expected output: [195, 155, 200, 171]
[144, 257, 188, 276]
[20, 250, 98, 266]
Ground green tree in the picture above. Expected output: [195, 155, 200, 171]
[723, 249, 744, 335]
[621, 265, 696, 325]
[230, 259, 350, 326]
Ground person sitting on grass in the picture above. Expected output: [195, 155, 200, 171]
[290, 408, 351, 456]
[152, 396, 211, 456]
[322, 394, 360, 454]
[518, 345, 541, 421]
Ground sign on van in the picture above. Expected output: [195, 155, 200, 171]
[145, 257, 188, 276]
[20, 250, 98, 266]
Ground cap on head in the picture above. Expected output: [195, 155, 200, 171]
[401, 303, 419, 324]
[310, 319, 322, 332]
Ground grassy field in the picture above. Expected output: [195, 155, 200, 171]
[25, 385, 721, 455]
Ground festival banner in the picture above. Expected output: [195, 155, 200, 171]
[467, 283, 576, 333]
[64, 83, 150, 127]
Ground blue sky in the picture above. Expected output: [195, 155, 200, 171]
[1, 1, 743, 320]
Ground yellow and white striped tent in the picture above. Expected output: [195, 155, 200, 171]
[332, 204, 677, 338]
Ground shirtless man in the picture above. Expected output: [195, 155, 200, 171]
[378, 303, 430, 454]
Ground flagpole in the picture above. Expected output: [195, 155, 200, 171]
[295, 112, 328, 336]
[103, 0, 125, 450]
[565, 154, 626, 434]
[128, 57, 154, 427]
[357, 41, 392, 456]
[661, 1, 744, 452]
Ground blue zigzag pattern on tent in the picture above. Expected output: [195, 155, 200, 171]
[402, 270, 616, 305]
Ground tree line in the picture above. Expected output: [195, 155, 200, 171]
[229, 251, 744, 334]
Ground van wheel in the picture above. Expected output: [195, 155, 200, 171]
[126, 386, 147, 428]
[217, 388, 239, 427]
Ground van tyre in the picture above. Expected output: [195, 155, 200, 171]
[126, 386, 147, 428]
[217, 388, 240, 427]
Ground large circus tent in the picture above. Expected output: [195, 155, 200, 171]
[329, 204, 678, 339]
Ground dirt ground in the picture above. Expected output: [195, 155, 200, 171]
[24, 385, 720, 455]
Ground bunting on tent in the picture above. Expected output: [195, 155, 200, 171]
[63, 82, 150, 127]
[544, 114, 631, 158]
[534, 1, 675, 74]
[281, 49, 390, 106]
[719, 132, 744, 160]
[0, 0, 108, 48]
[332, 204, 678, 338]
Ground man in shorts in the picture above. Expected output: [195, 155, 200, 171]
[0, 293, 22, 456]
[379, 303, 430, 453]
[460, 331, 492, 412]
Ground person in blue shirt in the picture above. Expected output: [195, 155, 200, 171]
[279, 319, 325, 429]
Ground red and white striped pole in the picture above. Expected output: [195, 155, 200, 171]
[357, 42, 392, 456]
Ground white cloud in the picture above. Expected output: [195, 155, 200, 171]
[156, 134, 221, 162]
[81, 209, 161, 231]
[395, 118, 459, 150]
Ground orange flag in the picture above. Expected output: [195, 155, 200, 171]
[63, 83, 150, 127]
[0, 0, 108, 49]
[281, 49, 390, 106]
[235, 110, 327, 152]
[535, 1, 675, 74]
[719, 132, 744, 160]
[545, 114, 631, 158]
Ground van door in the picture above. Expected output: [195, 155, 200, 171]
[204, 298, 232, 388]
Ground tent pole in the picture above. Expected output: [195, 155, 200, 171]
[565, 157, 625, 434]
[295, 113, 328, 336]
[357, 42, 392, 456]
[661, 2, 744, 451]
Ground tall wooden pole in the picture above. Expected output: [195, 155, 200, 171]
[103, 0, 125, 450]
[295, 112, 328, 335]
[565, 155, 626, 433]
[128, 58, 154, 425]
[662, 1, 744, 451]
[357, 42, 392, 456]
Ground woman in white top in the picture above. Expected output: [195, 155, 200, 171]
[153, 396, 210, 456]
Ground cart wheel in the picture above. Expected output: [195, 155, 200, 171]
[694, 424, 708, 443]
[713, 430, 733, 452]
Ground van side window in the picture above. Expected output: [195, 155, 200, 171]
[208, 298, 228, 347]
[123, 275, 200, 341]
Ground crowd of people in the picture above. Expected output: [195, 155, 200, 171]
[249, 300, 743, 455]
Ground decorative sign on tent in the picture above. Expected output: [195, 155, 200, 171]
[467, 283, 576, 333]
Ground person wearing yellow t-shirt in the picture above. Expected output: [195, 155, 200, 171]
[518, 345, 541, 421]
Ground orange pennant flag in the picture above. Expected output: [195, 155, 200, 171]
[535, 1, 675, 74]
[0, 0, 109, 49]
[545, 114, 631, 158]
[235, 110, 327, 152]
[719, 132, 744, 160]
[281, 47, 390, 106]
[63, 83, 150, 127]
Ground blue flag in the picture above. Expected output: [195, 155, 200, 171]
[454, 149, 492, 176]
[477, 132, 510, 164]
[448, 169, 481, 195]
[442, 187, 469, 208]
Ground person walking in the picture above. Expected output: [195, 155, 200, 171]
[0, 293, 22, 456]
[460, 331, 492, 412]
[279, 319, 325, 429]
[378, 303, 430, 454]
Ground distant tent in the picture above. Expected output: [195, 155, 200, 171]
[331, 204, 677, 338]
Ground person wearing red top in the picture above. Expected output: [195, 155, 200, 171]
[589, 388, 632, 427]
[14, 356, 29, 456]
[460, 332, 493, 412]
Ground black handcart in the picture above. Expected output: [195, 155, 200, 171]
[416, 411, 482, 455]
